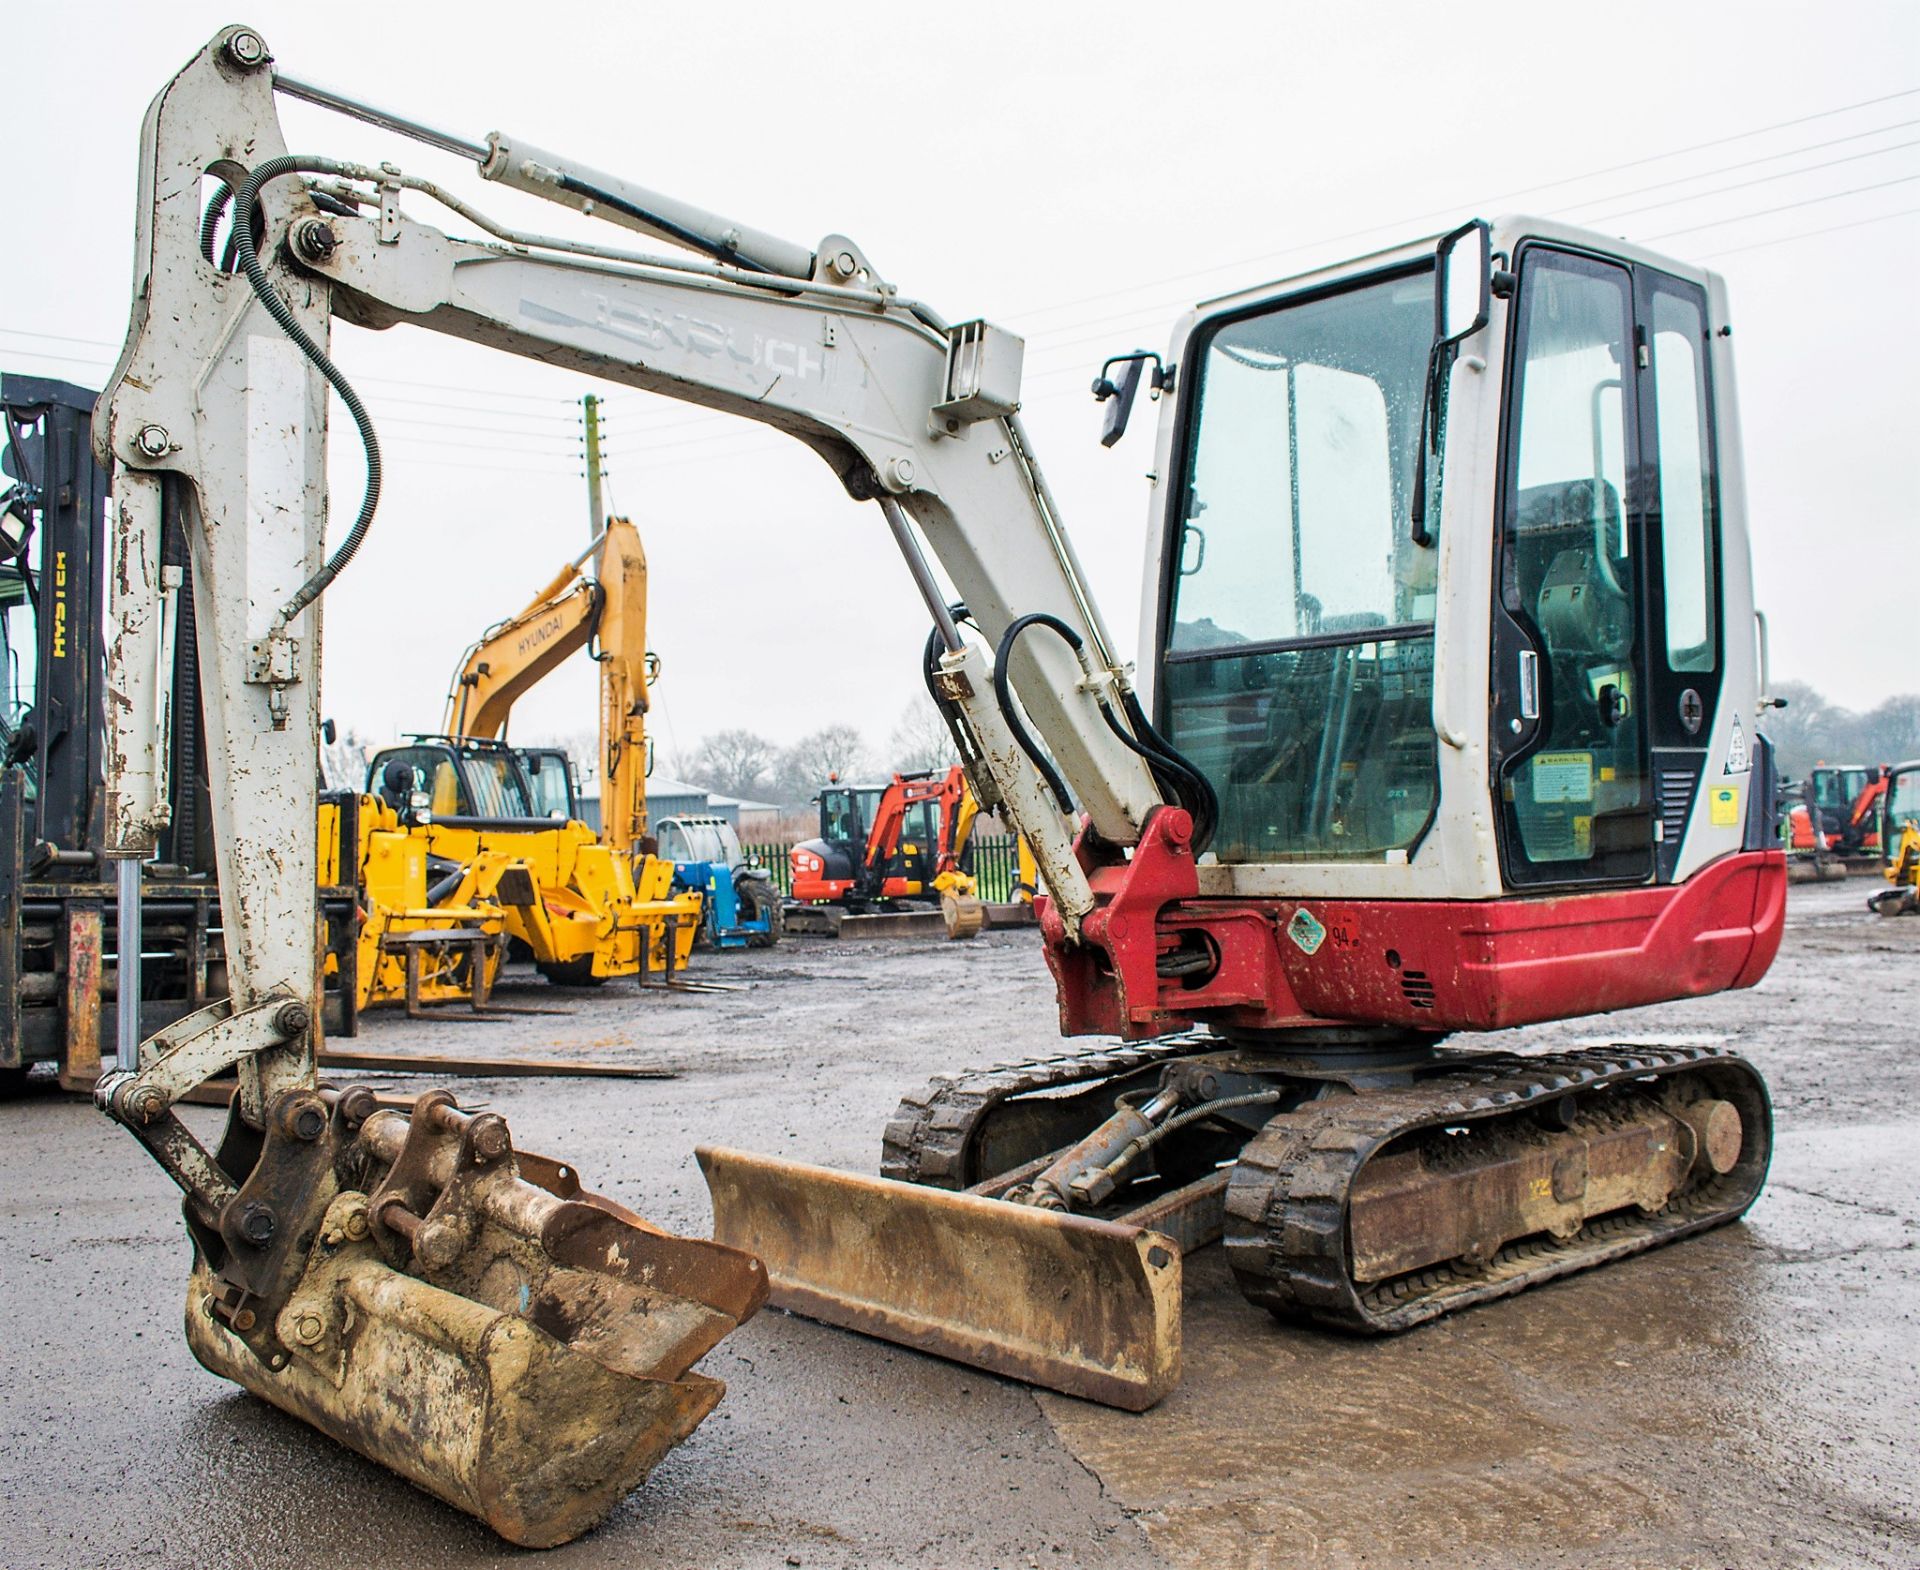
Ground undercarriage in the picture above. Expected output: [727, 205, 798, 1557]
[892, 1035, 1769, 1329]
[705, 1034, 1770, 1408]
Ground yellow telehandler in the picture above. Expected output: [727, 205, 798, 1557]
[344, 517, 707, 1000]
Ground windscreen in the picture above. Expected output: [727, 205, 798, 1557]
[1161, 264, 1441, 863]
[458, 752, 537, 818]
[821, 788, 869, 848]
[1888, 771, 1920, 849]
[521, 749, 574, 818]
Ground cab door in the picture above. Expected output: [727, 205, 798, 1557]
[1489, 245, 1725, 890]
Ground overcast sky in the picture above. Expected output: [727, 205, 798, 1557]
[4, 2, 1915, 770]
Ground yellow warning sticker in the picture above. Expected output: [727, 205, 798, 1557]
[1532, 752, 1595, 803]
[1709, 785, 1741, 826]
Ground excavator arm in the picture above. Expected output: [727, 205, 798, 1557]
[442, 537, 609, 742]
[134, 45, 1161, 879]
[443, 517, 653, 853]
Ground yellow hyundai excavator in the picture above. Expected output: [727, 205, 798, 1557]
[96, 27, 1782, 1546]
[343, 517, 705, 1000]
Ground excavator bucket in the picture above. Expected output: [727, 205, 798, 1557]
[698, 1147, 1179, 1409]
[182, 1089, 768, 1548]
[942, 891, 987, 939]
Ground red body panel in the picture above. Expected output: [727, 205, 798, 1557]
[1040, 809, 1787, 1041]
[790, 874, 853, 903]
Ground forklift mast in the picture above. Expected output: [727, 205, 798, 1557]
[0, 373, 344, 1088]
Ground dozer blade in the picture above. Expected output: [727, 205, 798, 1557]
[183, 1088, 768, 1548]
[698, 1146, 1180, 1410]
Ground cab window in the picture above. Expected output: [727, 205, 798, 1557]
[1162, 264, 1440, 863]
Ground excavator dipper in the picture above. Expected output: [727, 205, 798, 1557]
[94, 24, 1781, 1536]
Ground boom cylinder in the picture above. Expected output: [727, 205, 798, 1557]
[479, 135, 817, 278]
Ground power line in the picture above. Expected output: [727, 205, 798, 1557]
[1689, 203, 1920, 260]
[1645, 171, 1920, 240]
[990, 86, 1920, 334]
[0, 327, 121, 350]
[1008, 147, 1920, 377]
[378, 430, 577, 461]
[599, 424, 788, 462]
[373, 415, 583, 454]
[0, 344, 112, 371]
[1585, 136, 1920, 225]
[366, 392, 583, 427]
[1568, 115, 1920, 215]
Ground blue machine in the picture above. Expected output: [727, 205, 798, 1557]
[656, 816, 781, 949]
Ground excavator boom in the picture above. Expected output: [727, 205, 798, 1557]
[440, 516, 653, 853]
[443, 538, 603, 741]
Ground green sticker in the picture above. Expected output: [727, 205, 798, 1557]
[1287, 907, 1327, 956]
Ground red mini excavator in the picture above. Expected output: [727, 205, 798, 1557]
[787, 766, 977, 907]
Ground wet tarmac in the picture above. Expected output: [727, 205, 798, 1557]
[2, 877, 1915, 1568]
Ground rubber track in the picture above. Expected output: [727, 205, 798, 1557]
[1222, 1044, 1772, 1333]
[880, 1038, 1205, 1189]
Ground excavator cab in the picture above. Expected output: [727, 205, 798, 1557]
[790, 783, 886, 902]
[708, 222, 1778, 1405]
[1808, 763, 1884, 861]
[519, 746, 579, 820]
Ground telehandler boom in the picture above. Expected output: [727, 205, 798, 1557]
[94, 23, 1782, 1537]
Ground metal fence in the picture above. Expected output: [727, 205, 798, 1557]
[742, 834, 1023, 902]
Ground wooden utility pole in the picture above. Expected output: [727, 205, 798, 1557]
[582, 393, 606, 542]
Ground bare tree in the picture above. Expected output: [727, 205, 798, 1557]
[1760, 681, 1920, 780]
[774, 724, 871, 802]
[888, 695, 956, 775]
[320, 728, 374, 792]
[680, 728, 780, 800]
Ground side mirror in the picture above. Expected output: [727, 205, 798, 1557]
[320, 716, 337, 745]
[1095, 356, 1145, 448]
[1435, 218, 1491, 346]
[0, 484, 32, 562]
[1091, 350, 1174, 448]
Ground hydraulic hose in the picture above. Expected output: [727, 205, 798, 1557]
[990, 614, 1081, 817]
[989, 612, 1218, 853]
[1110, 688, 1219, 854]
[230, 155, 382, 631]
[199, 183, 232, 265]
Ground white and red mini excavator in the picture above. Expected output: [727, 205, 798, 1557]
[91, 24, 1780, 1543]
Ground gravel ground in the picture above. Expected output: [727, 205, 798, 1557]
[1, 877, 1914, 1569]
